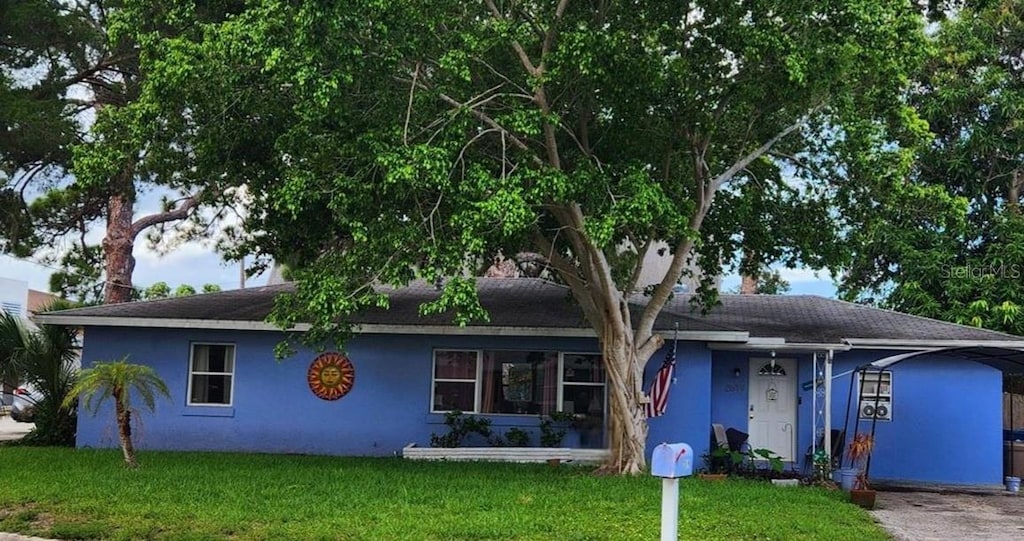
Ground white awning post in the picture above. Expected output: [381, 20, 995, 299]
[825, 349, 834, 469]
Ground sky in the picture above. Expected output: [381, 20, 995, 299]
[0, 247, 838, 298]
[0, 247, 262, 294]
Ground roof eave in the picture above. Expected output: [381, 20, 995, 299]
[843, 338, 1024, 350]
[707, 340, 852, 352]
[35, 314, 751, 341]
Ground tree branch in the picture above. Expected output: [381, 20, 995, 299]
[130, 191, 204, 238]
[484, 0, 539, 76]
[709, 108, 819, 194]
[437, 92, 545, 167]
[636, 108, 820, 344]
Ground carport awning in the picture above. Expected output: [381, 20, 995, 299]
[869, 346, 1024, 374]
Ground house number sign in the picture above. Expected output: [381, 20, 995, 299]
[307, 352, 355, 401]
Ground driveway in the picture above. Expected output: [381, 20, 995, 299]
[0, 414, 33, 442]
[871, 489, 1024, 540]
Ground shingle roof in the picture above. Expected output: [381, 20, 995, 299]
[39, 278, 1023, 345]
[663, 294, 1022, 344]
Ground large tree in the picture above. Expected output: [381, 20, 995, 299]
[114, 0, 926, 473]
[0, 0, 243, 304]
[839, 0, 1024, 334]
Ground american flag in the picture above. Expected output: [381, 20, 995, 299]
[645, 352, 676, 418]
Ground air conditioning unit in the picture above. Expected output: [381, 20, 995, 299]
[859, 398, 892, 421]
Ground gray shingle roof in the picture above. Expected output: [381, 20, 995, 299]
[39, 278, 1023, 345]
[663, 294, 1023, 344]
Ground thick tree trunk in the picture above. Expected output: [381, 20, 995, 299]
[598, 326, 649, 475]
[114, 391, 137, 468]
[103, 191, 136, 304]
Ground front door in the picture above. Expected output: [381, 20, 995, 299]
[748, 357, 797, 460]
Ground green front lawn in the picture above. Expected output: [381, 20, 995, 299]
[0, 448, 886, 540]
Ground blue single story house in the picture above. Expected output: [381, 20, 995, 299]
[39, 278, 1024, 486]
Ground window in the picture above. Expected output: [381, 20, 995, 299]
[561, 353, 605, 417]
[758, 363, 787, 376]
[432, 350, 479, 412]
[189, 343, 235, 406]
[479, 351, 559, 415]
[431, 349, 604, 417]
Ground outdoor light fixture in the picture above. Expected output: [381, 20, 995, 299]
[733, 368, 741, 378]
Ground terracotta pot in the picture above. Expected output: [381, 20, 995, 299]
[698, 473, 727, 481]
[850, 489, 876, 509]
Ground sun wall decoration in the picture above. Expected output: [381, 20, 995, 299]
[307, 352, 355, 401]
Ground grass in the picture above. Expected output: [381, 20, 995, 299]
[0, 448, 888, 540]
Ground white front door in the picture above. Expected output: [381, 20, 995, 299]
[747, 358, 797, 460]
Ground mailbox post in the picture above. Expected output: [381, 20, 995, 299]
[651, 442, 693, 541]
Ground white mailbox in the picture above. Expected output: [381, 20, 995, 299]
[651, 442, 693, 478]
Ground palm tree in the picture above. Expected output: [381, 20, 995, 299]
[63, 358, 170, 468]
[0, 305, 80, 445]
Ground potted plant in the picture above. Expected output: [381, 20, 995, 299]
[699, 446, 744, 480]
[847, 432, 876, 509]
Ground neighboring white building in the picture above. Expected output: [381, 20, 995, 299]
[0, 277, 28, 318]
[634, 241, 721, 293]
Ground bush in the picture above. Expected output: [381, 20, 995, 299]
[0, 308, 78, 446]
[429, 410, 493, 448]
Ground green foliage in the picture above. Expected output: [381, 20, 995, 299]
[142, 282, 171, 300]
[143, 282, 221, 300]
[538, 411, 577, 448]
[64, 357, 170, 416]
[428, 410, 494, 448]
[751, 448, 786, 474]
[0, 303, 79, 446]
[97, 0, 931, 470]
[703, 446, 748, 475]
[111, 0, 929, 330]
[63, 357, 170, 467]
[703, 446, 786, 476]
[840, 1, 1024, 335]
[0, 450, 889, 540]
[0, 1, 247, 303]
[502, 427, 531, 447]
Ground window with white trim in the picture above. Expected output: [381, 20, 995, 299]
[430, 349, 604, 416]
[188, 343, 235, 406]
[432, 350, 480, 412]
[560, 353, 606, 417]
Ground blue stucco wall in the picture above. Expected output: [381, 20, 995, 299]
[707, 349, 1004, 485]
[645, 343, 712, 462]
[830, 350, 1003, 486]
[76, 326, 1005, 485]
[79, 327, 711, 457]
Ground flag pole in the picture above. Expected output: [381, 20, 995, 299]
[672, 322, 679, 360]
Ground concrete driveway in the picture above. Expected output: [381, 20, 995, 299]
[0, 414, 33, 442]
[871, 489, 1024, 540]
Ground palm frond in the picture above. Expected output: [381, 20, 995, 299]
[63, 357, 170, 414]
